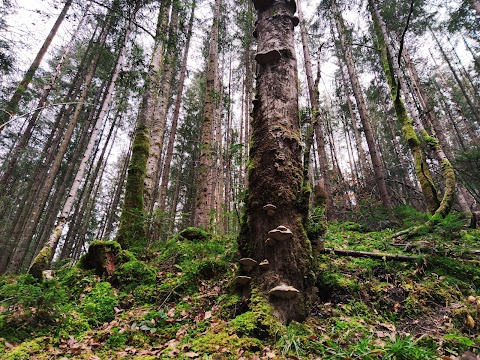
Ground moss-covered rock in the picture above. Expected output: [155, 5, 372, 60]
[79, 281, 118, 326]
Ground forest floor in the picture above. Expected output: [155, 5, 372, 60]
[1, 206, 480, 359]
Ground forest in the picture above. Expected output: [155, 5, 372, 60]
[0, 0, 480, 358]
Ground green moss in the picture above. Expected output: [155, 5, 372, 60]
[230, 288, 283, 339]
[114, 260, 157, 292]
[28, 246, 52, 281]
[80, 281, 118, 326]
[177, 227, 210, 241]
[3, 337, 52, 360]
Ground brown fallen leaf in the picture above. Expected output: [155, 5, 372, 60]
[185, 351, 199, 358]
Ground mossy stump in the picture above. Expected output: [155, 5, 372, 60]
[178, 227, 210, 241]
[78, 241, 123, 277]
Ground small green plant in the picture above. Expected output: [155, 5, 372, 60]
[131, 319, 157, 334]
[278, 328, 304, 358]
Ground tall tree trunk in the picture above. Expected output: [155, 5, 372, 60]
[158, 0, 196, 218]
[402, 46, 469, 213]
[369, 0, 440, 214]
[332, 0, 392, 209]
[193, 0, 221, 229]
[0, 6, 89, 190]
[431, 28, 480, 127]
[338, 59, 368, 183]
[297, 0, 333, 218]
[5, 10, 113, 274]
[142, 0, 172, 211]
[28, 13, 133, 279]
[239, 0, 312, 324]
[372, 4, 456, 221]
[0, 0, 73, 133]
[117, 1, 173, 250]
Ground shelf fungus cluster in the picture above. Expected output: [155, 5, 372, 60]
[266, 225, 293, 246]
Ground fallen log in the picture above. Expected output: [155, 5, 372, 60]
[320, 248, 418, 261]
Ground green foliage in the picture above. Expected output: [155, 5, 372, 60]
[113, 260, 157, 293]
[80, 282, 118, 326]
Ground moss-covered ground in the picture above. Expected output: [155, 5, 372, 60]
[1, 210, 479, 359]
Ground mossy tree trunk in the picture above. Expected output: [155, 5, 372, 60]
[193, 0, 221, 229]
[369, 0, 440, 215]
[239, 0, 313, 324]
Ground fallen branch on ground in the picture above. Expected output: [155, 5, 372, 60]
[320, 248, 418, 261]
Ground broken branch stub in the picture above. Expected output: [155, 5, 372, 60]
[255, 49, 282, 64]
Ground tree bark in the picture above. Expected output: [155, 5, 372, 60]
[193, 0, 221, 229]
[239, 0, 313, 324]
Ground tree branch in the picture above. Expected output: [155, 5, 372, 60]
[397, 0, 415, 68]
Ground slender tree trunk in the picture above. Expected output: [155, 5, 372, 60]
[193, 0, 221, 229]
[373, 5, 456, 220]
[5, 11, 113, 274]
[142, 0, 173, 211]
[338, 60, 368, 182]
[28, 13, 132, 278]
[297, 0, 333, 218]
[431, 28, 480, 126]
[402, 46, 469, 213]
[158, 0, 196, 217]
[145, 3, 179, 215]
[239, 0, 312, 324]
[0, 0, 73, 133]
[332, 0, 392, 208]
[0, 6, 89, 190]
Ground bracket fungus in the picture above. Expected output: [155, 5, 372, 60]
[259, 259, 270, 270]
[268, 284, 300, 299]
[236, 276, 252, 285]
[263, 203, 277, 216]
[255, 50, 281, 64]
[268, 225, 293, 241]
[239, 258, 258, 272]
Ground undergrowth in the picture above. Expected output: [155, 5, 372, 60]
[0, 210, 479, 359]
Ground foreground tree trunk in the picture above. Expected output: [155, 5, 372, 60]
[238, 0, 313, 324]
